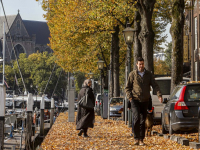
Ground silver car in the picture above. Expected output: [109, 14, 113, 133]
[109, 97, 124, 117]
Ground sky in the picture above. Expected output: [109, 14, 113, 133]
[0, 0, 171, 48]
[0, 0, 46, 22]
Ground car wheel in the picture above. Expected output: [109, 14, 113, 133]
[169, 119, 174, 135]
[161, 115, 168, 134]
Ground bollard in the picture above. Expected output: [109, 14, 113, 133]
[0, 85, 6, 150]
[11, 145, 15, 150]
[20, 131, 23, 150]
[122, 100, 125, 121]
[25, 93, 33, 150]
[198, 106, 200, 142]
[50, 98, 54, 128]
[40, 95, 45, 137]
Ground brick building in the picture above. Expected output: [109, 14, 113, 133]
[184, 0, 200, 80]
[0, 12, 51, 62]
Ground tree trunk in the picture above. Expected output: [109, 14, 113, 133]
[133, 11, 142, 69]
[170, 0, 185, 92]
[137, 0, 156, 73]
[113, 25, 120, 97]
[110, 38, 114, 98]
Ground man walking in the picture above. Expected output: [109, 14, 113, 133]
[125, 57, 163, 146]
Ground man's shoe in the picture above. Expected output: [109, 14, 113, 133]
[139, 140, 145, 146]
[83, 134, 89, 137]
[134, 140, 139, 145]
[78, 129, 84, 136]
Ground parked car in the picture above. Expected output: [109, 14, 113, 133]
[109, 97, 124, 117]
[151, 77, 190, 122]
[95, 93, 101, 108]
[95, 93, 101, 115]
[161, 81, 200, 134]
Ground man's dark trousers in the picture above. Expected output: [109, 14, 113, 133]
[131, 100, 149, 140]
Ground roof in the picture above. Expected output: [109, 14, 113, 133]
[0, 15, 17, 38]
[23, 20, 50, 45]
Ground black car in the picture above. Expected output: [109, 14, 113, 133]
[162, 81, 200, 134]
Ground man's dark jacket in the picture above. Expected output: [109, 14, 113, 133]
[125, 69, 162, 102]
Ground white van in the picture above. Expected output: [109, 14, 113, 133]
[151, 77, 190, 122]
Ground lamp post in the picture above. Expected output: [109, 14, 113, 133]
[35, 85, 38, 103]
[30, 84, 33, 93]
[97, 59, 104, 118]
[123, 23, 135, 126]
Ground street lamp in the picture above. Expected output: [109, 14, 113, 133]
[123, 23, 135, 126]
[88, 71, 94, 79]
[97, 59, 104, 118]
[30, 84, 33, 93]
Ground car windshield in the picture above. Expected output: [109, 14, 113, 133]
[110, 98, 123, 106]
[169, 86, 183, 100]
[97, 95, 101, 100]
[153, 80, 171, 95]
[153, 79, 190, 95]
[184, 85, 200, 101]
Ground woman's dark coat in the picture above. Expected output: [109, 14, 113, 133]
[76, 86, 95, 130]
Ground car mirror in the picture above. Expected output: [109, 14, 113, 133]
[163, 98, 168, 104]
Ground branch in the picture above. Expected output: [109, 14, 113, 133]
[99, 44, 109, 69]
[110, 10, 125, 28]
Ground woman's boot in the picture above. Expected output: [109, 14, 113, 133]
[83, 128, 89, 137]
[78, 129, 84, 136]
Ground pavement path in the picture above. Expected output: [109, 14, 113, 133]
[40, 112, 193, 150]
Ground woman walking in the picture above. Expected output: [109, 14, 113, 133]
[76, 79, 95, 137]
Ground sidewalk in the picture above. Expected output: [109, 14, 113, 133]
[40, 112, 193, 150]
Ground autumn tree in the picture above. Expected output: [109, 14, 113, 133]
[154, 59, 170, 75]
[5, 52, 67, 98]
[38, 0, 173, 97]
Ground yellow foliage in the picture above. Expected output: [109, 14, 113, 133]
[154, 58, 170, 75]
[40, 0, 135, 75]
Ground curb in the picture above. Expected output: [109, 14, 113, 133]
[151, 131, 199, 149]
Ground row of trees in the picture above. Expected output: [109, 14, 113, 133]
[36, 0, 189, 95]
[4, 52, 67, 99]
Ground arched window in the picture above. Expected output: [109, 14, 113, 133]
[11, 44, 25, 60]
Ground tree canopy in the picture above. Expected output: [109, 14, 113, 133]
[38, 0, 170, 73]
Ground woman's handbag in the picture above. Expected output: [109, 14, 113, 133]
[78, 89, 94, 110]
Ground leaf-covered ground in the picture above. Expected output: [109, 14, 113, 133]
[41, 112, 194, 150]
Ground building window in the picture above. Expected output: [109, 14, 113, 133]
[195, 17, 197, 50]
[11, 44, 25, 59]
